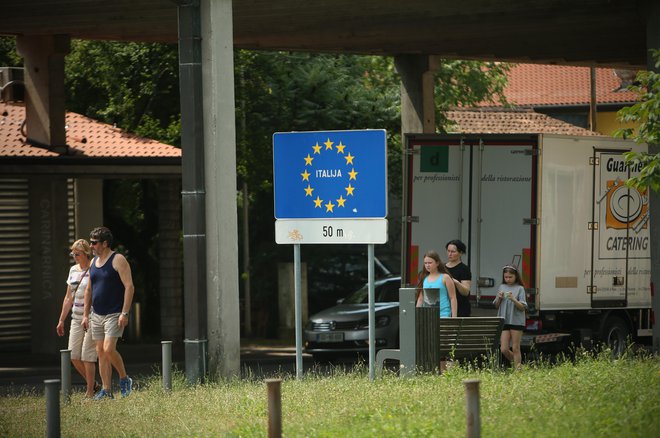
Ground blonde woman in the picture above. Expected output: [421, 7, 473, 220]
[56, 239, 98, 397]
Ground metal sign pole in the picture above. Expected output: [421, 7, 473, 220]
[368, 243, 375, 381]
[294, 243, 303, 379]
[273, 130, 388, 381]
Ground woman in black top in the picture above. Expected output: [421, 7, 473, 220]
[445, 239, 472, 317]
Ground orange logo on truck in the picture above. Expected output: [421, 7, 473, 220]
[605, 179, 648, 231]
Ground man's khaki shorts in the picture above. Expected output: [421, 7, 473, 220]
[91, 312, 125, 340]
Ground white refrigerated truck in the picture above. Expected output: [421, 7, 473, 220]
[402, 133, 652, 354]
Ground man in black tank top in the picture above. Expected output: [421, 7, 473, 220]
[82, 227, 135, 400]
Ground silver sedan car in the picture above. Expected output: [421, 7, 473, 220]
[304, 276, 401, 360]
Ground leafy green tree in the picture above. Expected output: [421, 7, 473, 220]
[235, 52, 509, 201]
[65, 40, 181, 145]
[614, 49, 660, 192]
[435, 59, 510, 128]
[0, 37, 21, 67]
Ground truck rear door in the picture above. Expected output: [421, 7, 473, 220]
[403, 134, 538, 308]
[402, 136, 465, 285]
[473, 140, 537, 303]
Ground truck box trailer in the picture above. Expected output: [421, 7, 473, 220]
[402, 133, 652, 354]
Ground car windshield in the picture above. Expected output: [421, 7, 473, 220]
[375, 253, 400, 276]
[342, 280, 399, 304]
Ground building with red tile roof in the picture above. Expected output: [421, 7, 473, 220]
[489, 64, 638, 108]
[0, 101, 182, 352]
[480, 64, 639, 136]
[446, 108, 599, 136]
[0, 101, 180, 160]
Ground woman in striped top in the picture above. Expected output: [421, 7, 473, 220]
[56, 239, 98, 397]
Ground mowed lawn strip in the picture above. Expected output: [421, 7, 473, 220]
[0, 352, 658, 437]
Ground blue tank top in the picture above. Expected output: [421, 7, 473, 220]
[423, 274, 451, 317]
[90, 252, 124, 315]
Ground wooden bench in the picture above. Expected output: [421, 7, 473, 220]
[415, 310, 504, 371]
[376, 288, 504, 376]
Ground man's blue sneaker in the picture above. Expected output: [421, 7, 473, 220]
[93, 388, 114, 400]
[119, 376, 133, 397]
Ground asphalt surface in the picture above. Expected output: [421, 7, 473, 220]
[0, 341, 360, 396]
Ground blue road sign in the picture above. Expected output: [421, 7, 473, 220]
[273, 130, 387, 219]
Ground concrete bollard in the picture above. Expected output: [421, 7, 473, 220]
[60, 349, 71, 402]
[265, 379, 282, 438]
[162, 340, 173, 391]
[464, 379, 481, 438]
[45, 379, 60, 438]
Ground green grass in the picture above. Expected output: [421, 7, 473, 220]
[1, 350, 658, 437]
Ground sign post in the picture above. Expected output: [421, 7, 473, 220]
[273, 129, 388, 379]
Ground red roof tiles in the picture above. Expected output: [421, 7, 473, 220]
[0, 102, 181, 158]
[446, 108, 599, 136]
[486, 64, 639, 107]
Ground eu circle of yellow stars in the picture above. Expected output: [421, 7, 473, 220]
[300, 138, 358, 213]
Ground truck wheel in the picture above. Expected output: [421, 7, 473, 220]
[600, 316, 630, 357]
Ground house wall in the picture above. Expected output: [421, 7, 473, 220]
[597, 111, 638, 137]
[0, 178, 31, 351]
[1, 174, 184, 353]
[28, 177, 70, 355]
[74, 178, 103, 239]
[536, 107, 638, 137]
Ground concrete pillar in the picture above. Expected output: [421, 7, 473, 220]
[15, 35, 70, 153]
[29, 177, 69, 354]
[73, 178, 103, 239]
[158, 179, 184, 341]
[200, 0, 240, 379]
[394, 55, 438, 275]
[394, 55, 439, 136]
[645, 0, 660, 354]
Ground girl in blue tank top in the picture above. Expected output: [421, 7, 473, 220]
[416, 250, 457, 318]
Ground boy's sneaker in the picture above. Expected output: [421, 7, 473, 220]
[119, 376, 133, 397]
[93, 389, 114, 400]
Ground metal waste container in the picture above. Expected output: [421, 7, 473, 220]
[183, 339, 207, 385]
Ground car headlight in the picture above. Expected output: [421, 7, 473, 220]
[356, 315, 390, 329]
